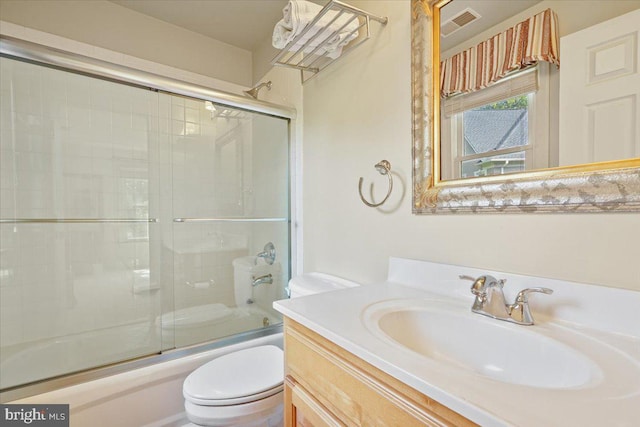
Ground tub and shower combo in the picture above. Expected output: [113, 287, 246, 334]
[0, 36, 294, 425]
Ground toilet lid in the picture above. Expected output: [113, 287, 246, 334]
[183, 345, 284, 406]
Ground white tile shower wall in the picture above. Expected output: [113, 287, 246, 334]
[0, 224, 161, 348]
[0, 59, 158, 219]
[169, 96, 239, 219]
[166, 94, 250, 320]
[0, 58, 162, 356]
[171, 223, 249, 311]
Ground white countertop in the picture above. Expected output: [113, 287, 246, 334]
[274, 258, 640, 427]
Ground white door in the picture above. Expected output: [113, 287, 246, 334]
[559, 8, 640, 166]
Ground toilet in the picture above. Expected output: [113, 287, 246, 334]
[182, 272, 360, 426]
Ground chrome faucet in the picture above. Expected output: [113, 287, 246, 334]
[252, 273, 273, 287]
[460, 275, 553, 325]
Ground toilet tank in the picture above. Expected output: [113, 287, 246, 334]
[288, 272, 360, 298]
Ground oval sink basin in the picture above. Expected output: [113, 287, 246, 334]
[363, 299, 600, 389]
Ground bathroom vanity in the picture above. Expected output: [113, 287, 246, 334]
[283, 317, 475, 426]
[274, 258, 640, 427]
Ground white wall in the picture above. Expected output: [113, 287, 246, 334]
[302, 0, 640, 291]
[0, 0, 253, 86]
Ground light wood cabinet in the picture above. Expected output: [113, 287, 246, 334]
[283, 318, 477, 427]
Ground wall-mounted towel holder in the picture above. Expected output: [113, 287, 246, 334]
[271, 0, 388, 83]
[359, 160, 393, 207]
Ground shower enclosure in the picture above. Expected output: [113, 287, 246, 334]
[0, 44, 291, 392]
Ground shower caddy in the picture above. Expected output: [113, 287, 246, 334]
[271, 0, 388, 83]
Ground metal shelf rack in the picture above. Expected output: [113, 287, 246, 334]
[271, 0, 388, 84]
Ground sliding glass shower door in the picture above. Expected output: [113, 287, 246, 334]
[0, 55, 290, 390]
[162, 93, 290, 348]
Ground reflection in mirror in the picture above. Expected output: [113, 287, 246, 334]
[410, 0, 640, 213]
[438, 0, 640, 181]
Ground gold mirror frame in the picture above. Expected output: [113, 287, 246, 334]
[411, 0, 640, 214]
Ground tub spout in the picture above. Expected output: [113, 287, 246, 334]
[252, 274, 273, 287]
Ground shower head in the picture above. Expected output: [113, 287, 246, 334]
[243, 81, 272, 99]
[374, 160, 391, 175]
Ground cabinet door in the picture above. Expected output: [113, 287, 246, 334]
[285, 376, 345, 427]
[284, 318, 477, 427]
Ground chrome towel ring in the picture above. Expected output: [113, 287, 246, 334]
[358, 160, 393, 207]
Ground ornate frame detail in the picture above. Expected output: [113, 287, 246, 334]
[411, 0, 640, 214]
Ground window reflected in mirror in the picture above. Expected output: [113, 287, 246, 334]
[440, 66, 547, 179]
[438, 0, 640, 181]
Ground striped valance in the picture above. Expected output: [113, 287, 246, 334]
[440, 8, 559, 98]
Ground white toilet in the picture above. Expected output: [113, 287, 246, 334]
[182, 272, 359, 426]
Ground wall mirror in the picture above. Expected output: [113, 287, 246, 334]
[411, 0, 640, 213]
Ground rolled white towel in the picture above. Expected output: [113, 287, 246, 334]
[272, 0, 360, 59]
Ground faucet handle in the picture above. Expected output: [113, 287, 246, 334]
[514, 287, 553, 303]
[459, 275, 484, 297]
[510, 287, 553, 325]
[256, 242, 276, 265]
[459, 274, 505, 296]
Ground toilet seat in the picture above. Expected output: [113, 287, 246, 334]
[186, 384, 284, 406]
[183, 345, 284, 407]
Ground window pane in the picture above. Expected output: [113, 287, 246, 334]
[463, 95, 529, 156]
[461, 151, 526, 178]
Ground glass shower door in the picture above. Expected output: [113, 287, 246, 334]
[0, 53, 291, 391]
[0, 56, 162, 389]
[164, 94, 290, 348]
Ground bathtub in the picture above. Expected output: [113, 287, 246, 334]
[1, 305, 281, 390]
[1, 322, 160, 390]
[7, 331, 283, 427]
[159, 304, 281, 348]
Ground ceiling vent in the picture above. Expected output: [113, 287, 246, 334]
[441, 8, 481, 38]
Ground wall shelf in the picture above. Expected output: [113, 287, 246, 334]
[271, 0, 387, 84]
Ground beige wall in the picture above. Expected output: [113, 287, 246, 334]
[302, 0, 640, 290]
[253, 36, 281, 86]
[0, 0, 252, 86]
